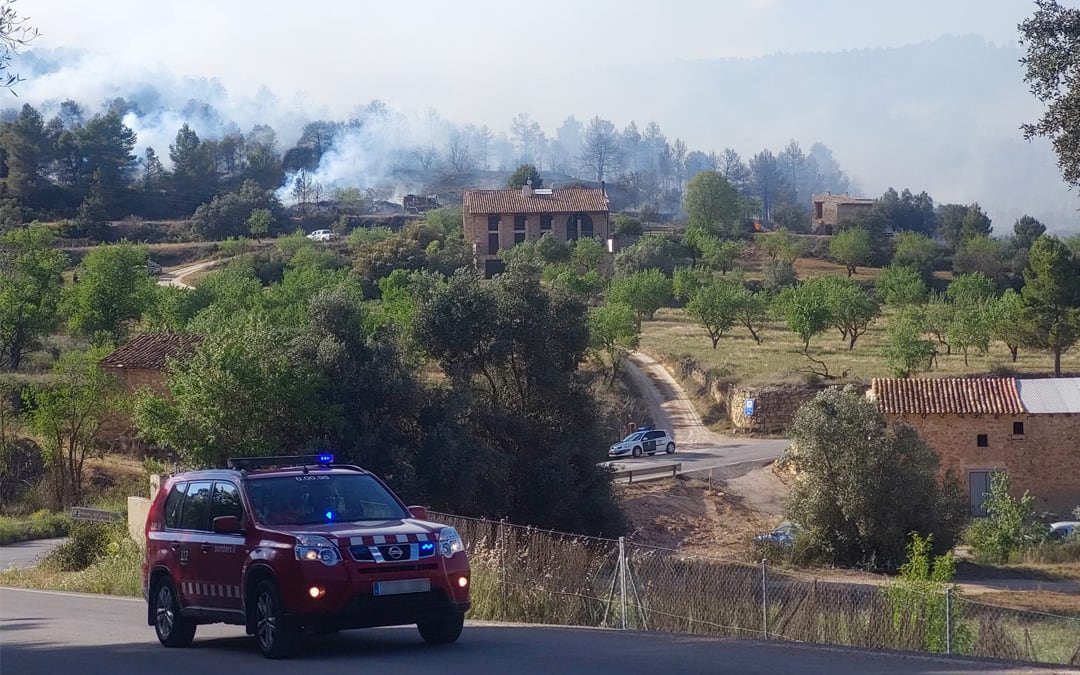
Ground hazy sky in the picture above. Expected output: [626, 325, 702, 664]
[27, 0, 1039, 130]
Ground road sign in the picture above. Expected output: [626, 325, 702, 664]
[70, 507, 123, 522]
[743, 398, 756, 417]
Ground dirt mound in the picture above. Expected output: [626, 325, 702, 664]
[619, 466, 785, 558]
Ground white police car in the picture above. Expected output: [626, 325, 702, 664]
[608, 426, 675, 459]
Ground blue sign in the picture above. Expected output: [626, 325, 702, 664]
[743, 398, 756, 416]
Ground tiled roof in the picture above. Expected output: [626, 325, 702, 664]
[812, 192, 875, 205]
[463, 187, 609, 214]
[99, 333, 203, 369]
[870, 378, 1023, 415]
[1017, 378, 1080, 413]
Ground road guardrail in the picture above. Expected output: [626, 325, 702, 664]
[611, 462, 681, 484]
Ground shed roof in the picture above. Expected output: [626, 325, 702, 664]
[463, 187, 609, 214]
[1017, 378, 1080, 413]
[812, 192, 875, 206]
[99, 333, 203, 370]
[869, 377, 1024, 415]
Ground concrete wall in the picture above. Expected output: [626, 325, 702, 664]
[127, 474, 160, 548]
[128, 496, 151, 548]
[886, 412, 1080, 515]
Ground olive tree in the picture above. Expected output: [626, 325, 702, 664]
[686, 279, 742, 349]
[587, 302, 639, 385]
[784, 387, 968, 570]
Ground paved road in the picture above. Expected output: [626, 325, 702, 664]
[0, 537, 66, 570]
[604, 352, 788, 482]
[0, 588, 1057, 674]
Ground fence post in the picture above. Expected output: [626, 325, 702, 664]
[619, 536, 627, 630]
[945, 585, 952, 655]
[761, 557, 768, 640]
[499, 517, 507, 621]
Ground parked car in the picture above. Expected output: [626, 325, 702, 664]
[1049, 521, 1079, 541]
[146, 260, 163, 275]
[306, 229, 332, 241]
[142, 454, 470, 659]
[608, 426, 675, 458]
[755, 523, 798, 546]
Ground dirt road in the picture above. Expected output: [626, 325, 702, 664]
[158, 258, 228, 289]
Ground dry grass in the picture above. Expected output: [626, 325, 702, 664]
[640, 305, 1080, 387]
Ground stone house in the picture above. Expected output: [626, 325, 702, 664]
[462, 184, 611, 277]
[99, 333, 203, 397]
[97, 333, 203, 446]
[868, 377, 1080, 516]
[811, 192, 875, 234]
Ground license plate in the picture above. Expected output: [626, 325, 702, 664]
[373, 578, 431, 596]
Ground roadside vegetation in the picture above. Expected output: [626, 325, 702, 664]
[1, 1, 1079, 641]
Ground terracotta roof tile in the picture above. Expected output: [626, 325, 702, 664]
[870, 377, 1023, 415]
[463, 187, 609, 214]
[99, 333, 203, 370]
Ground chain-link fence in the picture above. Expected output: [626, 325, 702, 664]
[436, 512, 1080, 667]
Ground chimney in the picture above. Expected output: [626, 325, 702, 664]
[601, 180, 606, 195]
[522, 178, 533, 198]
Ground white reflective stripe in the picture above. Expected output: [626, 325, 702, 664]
[349, 537, 364, 546]
[373, 535, 386, 544]
[416, 533, 429, 541]
[396, 534, 409, 543]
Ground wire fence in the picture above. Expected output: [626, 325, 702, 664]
[435, 512, 1080, 667]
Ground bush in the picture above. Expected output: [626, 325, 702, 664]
[0, 437, 45, 504]
[963, 472, 1043, 564]
[0, 510, 72, 545]
[46, 521, 112, 571]
[761, 259, 796, 291]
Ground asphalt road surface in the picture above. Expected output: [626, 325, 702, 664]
[604, 352, 788, 482]
[0, 537, 66, 570]
[0, 588, 1060, 674]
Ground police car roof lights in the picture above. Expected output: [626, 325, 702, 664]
[227, 454, 336, 470]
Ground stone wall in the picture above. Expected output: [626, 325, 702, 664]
[729, 385, 826, 433]
[887, 412, 1080, 515]
[657, 353, 823, 433]
[464, 210, 611, 261]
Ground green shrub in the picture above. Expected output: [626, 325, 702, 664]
[216, 236, 253, 258]
[0, 510, 72, 545]
[964, 472, 1043, 564]
[46, 521, 112, 571]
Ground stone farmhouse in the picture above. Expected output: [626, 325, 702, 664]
[462, 183, 610, 277]
[99, 333, 203, 397]
[811, 192, 875, 234]
[869, 377, 1080, 516]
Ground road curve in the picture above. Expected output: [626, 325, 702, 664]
[0, 588, 1053, 674]
[0, 537, 66, 570]
[158, 258, 229, 289]
[606, 351, 788, 481]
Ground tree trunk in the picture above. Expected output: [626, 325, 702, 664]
[1009, 344, 1018, 362]
[848, 331, 859, 350]
[1055, 348, 1062, 377]
[711, 334, 720, 349]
